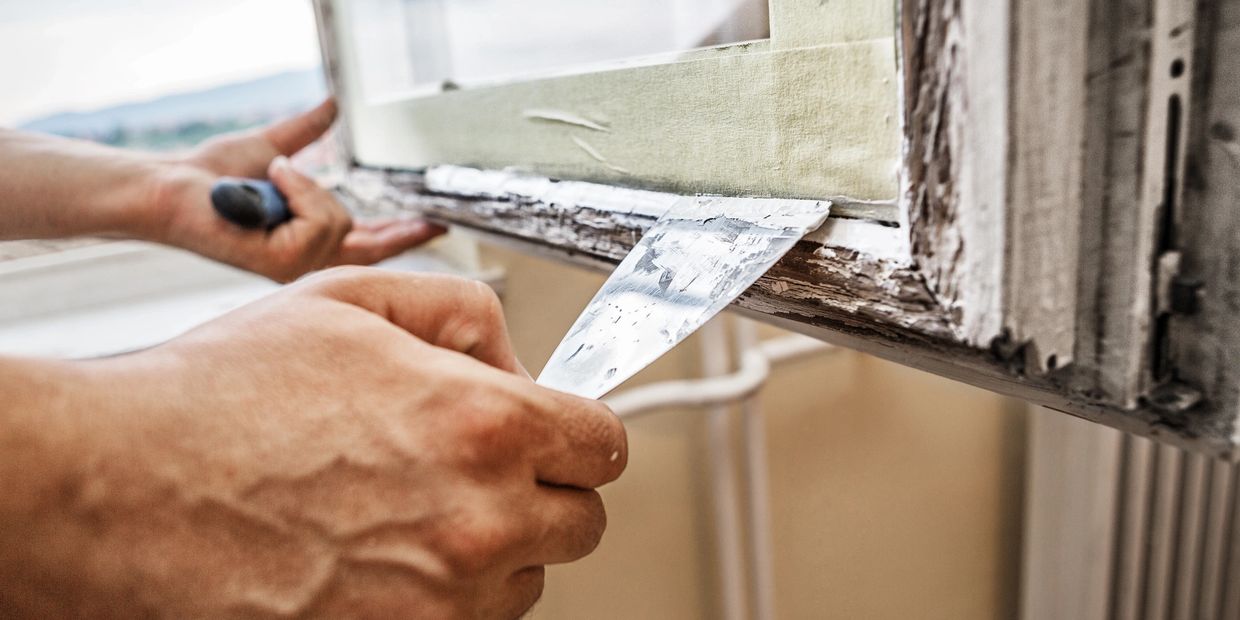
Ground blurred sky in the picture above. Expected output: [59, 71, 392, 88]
[0, 0, 322, 126]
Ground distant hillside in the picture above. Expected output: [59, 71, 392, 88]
[20, 69, 326, 138]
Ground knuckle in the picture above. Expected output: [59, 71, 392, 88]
[453, 278, 503, 322]
[472, 281, 504, 321]
[455, 405, 524, 461]
[441, 281, 507, 355]
[438, 516, 529, 577]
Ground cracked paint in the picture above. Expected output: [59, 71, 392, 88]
[522, 108, 611, 132]
[570, 136, 632, 175]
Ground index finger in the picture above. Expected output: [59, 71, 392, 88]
[299, 268, 524, 375]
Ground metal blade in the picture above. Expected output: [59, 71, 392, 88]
[537, 196, 831, 399]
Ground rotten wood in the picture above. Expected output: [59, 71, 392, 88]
[315, 0, 1240, 455]
[342, 168, 958, 342]
[337, 164, 1237, 457]
[900, 0, 1006, 350]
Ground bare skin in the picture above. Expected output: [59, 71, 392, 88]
[0, 270, 626, 618]
[0, 106, 628, 617]
[0, 99, 444, 281]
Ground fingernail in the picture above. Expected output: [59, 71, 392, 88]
[271, 155, 290, 173]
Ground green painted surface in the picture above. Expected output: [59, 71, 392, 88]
[337, 0, 898, 202]
[771, 0, 896, 49]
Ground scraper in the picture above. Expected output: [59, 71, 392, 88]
[537, 196, 831, 399]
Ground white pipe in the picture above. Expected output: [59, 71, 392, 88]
[700, 318, 748, 620]
[602, 323, 836, 620]
[736, 320, 776, 620]
[605, 350, 769, 419]
[604, 333, 830, 419]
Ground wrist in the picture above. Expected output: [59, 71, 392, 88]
[60, 145, 182, 242]
[129, 159, 202, 245]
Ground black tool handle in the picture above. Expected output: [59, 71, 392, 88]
[209, 178, 292, 229]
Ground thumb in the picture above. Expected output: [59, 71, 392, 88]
[262, 156, 353, 281]
[262, 98, 337, 156]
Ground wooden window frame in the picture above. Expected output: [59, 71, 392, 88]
[314, 0, 1240, 456]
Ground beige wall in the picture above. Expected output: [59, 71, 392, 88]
[483, 244, 1027, 619]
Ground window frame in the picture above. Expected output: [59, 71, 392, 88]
[314, 0, 1240, 456]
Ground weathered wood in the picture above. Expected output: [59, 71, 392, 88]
[1074, 0, 1156, 408]
[900, 0, 1085, 371]
[900, 0, 1005, 348]
[314, 0, 1240, 454]
[342, 167, 958, 341]
[1176, 0, 1240, 450]
[1007, 0, 1089, 372]
[338, 165, 1237, 456]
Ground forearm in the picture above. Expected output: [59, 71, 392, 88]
[0, 355, 132, 616]
[0, 349, 343, 618]
[0, 130, 168, 241]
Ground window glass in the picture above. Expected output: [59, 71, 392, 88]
[349, 0, 770, 101]
[1, 0, 324, 150]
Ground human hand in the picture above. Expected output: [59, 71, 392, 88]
[145, 99, 444, 281]
[31, 268, 625, 618]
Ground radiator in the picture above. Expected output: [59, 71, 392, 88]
[1023, 411, 1240, 620]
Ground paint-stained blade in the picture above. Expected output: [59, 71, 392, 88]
[537, 196, 831, 399]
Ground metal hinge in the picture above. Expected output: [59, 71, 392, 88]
[1155, 251, 1204, 316]
[1150, 250, 1204, 405]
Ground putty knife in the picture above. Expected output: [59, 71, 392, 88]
[537, 196, 831, 399]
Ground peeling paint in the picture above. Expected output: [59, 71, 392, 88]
[570, 136, 632, 175]
[360, 166, 947, 338]
[425, 165, 671, 217]
[522, 108, 611, 132]
[538, 194, 830, 397]
[424, 165, 906, 259]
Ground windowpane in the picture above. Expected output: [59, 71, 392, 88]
[348, 0, 769, 101]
